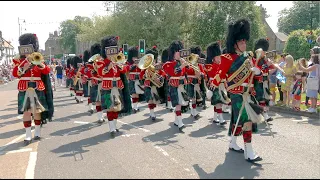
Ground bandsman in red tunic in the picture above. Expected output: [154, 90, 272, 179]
[161, 48, 174, 111]
[162, 40, 189, 131]
[211, 19, 264, 162]
[72, 56, 84, 103]
[81, 50, 95, 113]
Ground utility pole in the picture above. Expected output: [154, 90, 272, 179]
[18, 17, 26, 37]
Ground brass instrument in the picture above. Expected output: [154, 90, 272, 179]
[138, 54, 164, 88]
[27, 52, 44, 65]
[184, 53, 200, 73]
[89, 54, 103, 72]
[112, 52, 127, 69]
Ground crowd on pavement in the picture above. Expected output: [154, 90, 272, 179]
[0, 63, 14, 85]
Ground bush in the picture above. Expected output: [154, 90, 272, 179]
[284, 29, 320, 59]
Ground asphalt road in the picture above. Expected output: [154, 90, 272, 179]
[0, 81, 319, 179]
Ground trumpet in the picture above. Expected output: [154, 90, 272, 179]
[112, 52, 127, 69]
[184, 53, 200, 73]
[27, 52, 44, 65]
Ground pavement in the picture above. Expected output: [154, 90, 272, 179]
[0, 81, 319, 179]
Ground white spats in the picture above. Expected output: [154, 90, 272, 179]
[34, 125, 41, 137]
[167, 101, 173, 109]
[89, 104, 94, 111]
[133, 102, 138, 110]
[177, 115, 184, 128]
[229, 136, 243, 151]
[108, 121, 116, 132]
[150, 109, 155, 118]
[263, 112, 270, 120]
[97, 111, 103, 121]
[174, 115, 178, 126]
[25, 127, 32, 141]
[244, 143, 259, 160]
[217, 114, 226, 124]
[212, 112, 217, 122]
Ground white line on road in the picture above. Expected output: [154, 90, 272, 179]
[0, 130, 35, 153]
[74, 121, 91, 124]
[118, 120, 151, 133]
[25, 152, 37, 179]
[0, 148, 32, 155]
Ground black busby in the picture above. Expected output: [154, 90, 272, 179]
[200, 53, 206, 59]
[168, 40, 184, 61]
[19, 33, 39, 52]
[161, 47, 169, 63]
[254, 38, 269, 51]
[66, 58, 71, 68]
[222, 48, 227, 54]
[190, 46, 202, 56]
[101, 36, 119, 59]
[83, 50, 90, 64]
[72, 56, 83, 69]
[90, 43, 101, 57]
[146, 45, 159, 62]
[127, 46, 139, 64]
[226, 19, 250, 54]
[206, 42, 221, 64]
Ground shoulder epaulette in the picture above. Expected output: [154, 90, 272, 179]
[221, 54, 233, 61]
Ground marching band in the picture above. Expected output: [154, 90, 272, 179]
[12, 18, 282, 163]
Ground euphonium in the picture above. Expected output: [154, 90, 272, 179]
[138, 54, 164, 88]
[185, 53, 200, 73]
[89, 54, 102, 72]
[28, 52, 44, 65]
[112, 52, 126, 69]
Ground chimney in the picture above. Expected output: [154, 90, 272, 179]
[49, 33, 53, 38]
[54, 31, 58, 37]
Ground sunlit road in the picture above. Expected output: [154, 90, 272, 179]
[0, 80, 319, 179]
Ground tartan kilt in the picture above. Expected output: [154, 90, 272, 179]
[211, 88, 223, 105]
[90, 84, 99, 103]
[187, 84, 195, 98]
[169, 86, 179, 107]
[66, 78, 72, 88]
[227, 93, 258, 136]
[129, 80, 136, 95]
[18, 89, 48, 114]
[144, 87, 152, 102]
[101, 89, 124, 110]
[254, 80, 264, 102]
[83, 81, 89, 97]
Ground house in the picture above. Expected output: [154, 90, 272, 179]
[0, 33, 15, 65]
[44, 31, 65, 58]
[275, 32, 288, 53]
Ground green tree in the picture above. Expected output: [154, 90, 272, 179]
[189, 1, 266, 51]
[277, 1, 320, 35]
[59, 16, 93, 54]
[284, 29, 320, 59]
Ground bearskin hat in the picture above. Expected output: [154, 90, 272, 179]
[168, 40, 184, 61]
[83, 50, 90, 64]
[101, 36, 119, 59]
[19, 33, 39, 52]
[222, 48, 227, 54]
[146, 45, 159, 62]
[127, 46, 139, 64]
[90, 43, 101, 57]
[161, 47, 169, 63]
[66, 58, 71, 68]
[190, 46, 202, 56]
[206, 42, 221, 64]
[226, 19, 250, 54]
[254, 38, 269, 51]
[72, 56, 83, 69]
[200, 53, 206, 59]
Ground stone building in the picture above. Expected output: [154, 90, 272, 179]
[75, 35, 95, 56]
[0, 31, 15, 65]
[44, 31, 65, 57]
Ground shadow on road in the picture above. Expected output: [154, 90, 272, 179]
[0, 107, 17, 112]
[193, 151, 263, 179]
[53, 112, 89, 122]
[0, 119, 21, 128]
[0, 113, 18, 121]
[50, 123, 101, 137]
[0, 126, 34, 140]
[188, 123, 227, 140]
[121, 117, 164, 131]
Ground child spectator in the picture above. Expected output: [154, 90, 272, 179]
[292, 71, 303, 111]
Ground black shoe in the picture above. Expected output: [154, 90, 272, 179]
[76, 99, 80, 103]
[88, 109, 94, 114]
[178, 125, 185, 132]
[97, 119, 105, 124]
[246, 156, 263, 162]
[133, 109, 138, 114]
[193, 114, 201, 120]
[34, 136, 41, 141]
[24, 140, 32, 146]
[202, 105, 207, 110]
[229, 147, 244, 153]
[223, 111, 229, 114]
[116, 129, 120, 132]
[151, 117, 156, 121]
[110, 131, 116, 137]
[48, 118, 52, 122]
[213, 119, 220, 123]
[219, 121, 227, 125]
[266, 117, 273, 122]
[41, 119, 47, 124]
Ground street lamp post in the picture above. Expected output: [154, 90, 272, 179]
[18, 17, 26, 37]
[309, 1, 315, 49]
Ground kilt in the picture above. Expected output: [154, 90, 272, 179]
[74, 81, 83, 93]
[129, 80, 137, 95]
[227, 93, 258, 136]
[83, 81, 89, 97]
[211, 88, 223, 105]
[101, 89, 123, 110]
[66, 78, 72, 88]
[144, 87, 153, 102]
[90, 84, 99, 103]
[169, 86, 179, 107]
[254, 80, 264, 102]
[18, 83, 48, 114]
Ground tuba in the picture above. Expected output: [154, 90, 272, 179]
[89, 54, 102, 72]
[184, 53, 200, 73]
[138, 54, 164, 88]
[28, 52, 44, 65]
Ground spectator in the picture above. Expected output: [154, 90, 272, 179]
[55, 62, 64, 86]
[282, 55, 296, 107]
[277, 53, 287, 104]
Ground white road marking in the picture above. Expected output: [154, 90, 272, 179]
[74, 121, 90, 124]
[25, 152, 37, 179]
[118, 120, 150, 132]
[121, 134, 139, 137]
[0, 130, 35, 152]
[0, 148, 32, 155]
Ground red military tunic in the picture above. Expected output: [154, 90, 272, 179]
[12, 58, 50, 91]
[211, 53, 256, 94]
[128, 62, 142, 81]
[97, 58, 127, 90]
[205, 63, 220, 85]
[162, 61, 187, 87]
[185, 64, 205, 84]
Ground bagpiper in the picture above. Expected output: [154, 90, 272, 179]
[81, 50, 95, 113]
[12, 33, 54, 145]
[205, 42, 228, 125]
[253, 38, 274, 122]
[89, 43, 104, 122]
[67, 57, 76, 97]
[127, 46, 144, 113]
[139, 47, 166, 121]
[99, 36, 132, 136]
[211, 19, 264, 162]
[72, 56, 84, 103]
[162, 40, 189, 131]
